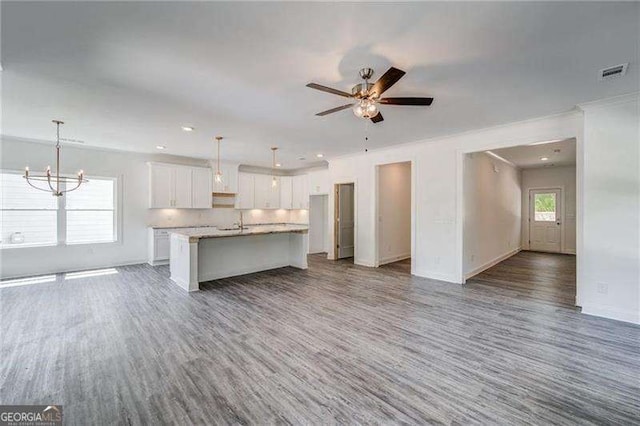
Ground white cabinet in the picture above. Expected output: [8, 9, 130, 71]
[192, 167, 213, 208]
[291, 174, 309, 209]
[212, 162, 239, 194]
[308, 169, 330, 195]
[280, 176, 293, 209]
[148, 228, 171, 265]
[148, 163, 211, 209]
[174, 167, 193, 208]
[236, 173, 255, 209]
[150, 164, 174, 208]
[254, 174, 280, 209]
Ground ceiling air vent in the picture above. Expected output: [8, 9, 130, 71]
[599, 63, 628, 81]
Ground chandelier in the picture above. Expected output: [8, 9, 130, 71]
[24, 120, 87, 196]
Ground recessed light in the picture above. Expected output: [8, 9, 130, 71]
[156, 145, 166, 150]
[275, 163, 281, 167]
[316, 153, 324, 158]
[298, 157, 306, 161]
[181, 126, 194, 132]
[540, 157, 549, 161]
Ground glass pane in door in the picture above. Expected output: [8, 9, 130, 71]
[534, 193, 556, 221]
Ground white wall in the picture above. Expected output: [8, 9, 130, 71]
[328, 94, 640, 324]
[463, 153, 521, 278]
[328, 110, 582, 281]
[377, 162, 411, 265]
[579, 94, 639, 324]
[308, 195, 328, 254]
[0, 138, 307, 278]
[522, 166, 576, 254]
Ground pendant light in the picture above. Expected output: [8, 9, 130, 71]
[23, 120, 87, 196]
[214, 136, 223, 183]
[271, 147, 278, 187]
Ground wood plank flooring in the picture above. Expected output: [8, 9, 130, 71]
[1, 254, 639, 425]
[467, 251, 577, 308]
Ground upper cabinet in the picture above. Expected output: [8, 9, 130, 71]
[212, 162, 239, 194]
[308, 169, 330, 195]
[236, 173, 255, 209]
[192, 167, 213, 209]
[280, 176, 293, 210]
[148, 163, 211, 209]
[254, 174, 280, 209]
[291, 174, 309, 209]
[232, 171, 324, 211]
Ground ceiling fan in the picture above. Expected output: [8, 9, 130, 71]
[306, 67, 433, 123]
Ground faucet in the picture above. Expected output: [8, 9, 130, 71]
[239, 211, 244, 230]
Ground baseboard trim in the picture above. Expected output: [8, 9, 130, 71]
[413, 269, 460, 284]
[465, 248, 522, 280]
[581, 304, 640, 325]
[354, 259, 376, 268]
[378, 253, 411, 266]
[1, 258, 149, 280]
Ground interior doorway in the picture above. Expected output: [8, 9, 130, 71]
[334, 183, 354, 260]
[309, 194, 329, 254]
[461, 138, 577, 307]
[376, 161, 412, 266]
[529, 188, 562, 253]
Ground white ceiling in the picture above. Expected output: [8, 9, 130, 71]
[1, 2, 638, 168]
[489, 138, 576, 169]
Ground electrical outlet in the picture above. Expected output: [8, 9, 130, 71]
[597, 282, 608, 295]
[471, 254, 476, 262]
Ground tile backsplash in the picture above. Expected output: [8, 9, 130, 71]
[147, 208, 308, 228]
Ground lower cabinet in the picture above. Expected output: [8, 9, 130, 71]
[148, 228, 171, 265]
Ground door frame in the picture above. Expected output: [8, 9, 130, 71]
[527, 186, 564, 253]
[456, 132, 582, 309]
[333, 182, 356, 260]
[374, 161, 413, 267]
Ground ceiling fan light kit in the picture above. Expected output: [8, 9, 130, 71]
[306, 67, 434, 123]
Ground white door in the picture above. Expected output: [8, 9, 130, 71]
[529, 189, 562, 253]
[336, 183, 354, 259]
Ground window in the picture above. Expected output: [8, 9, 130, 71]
[66, 178, 116, 244]
[534, 193, 556, 222]
[0, 171, 117, 248]
[1, 172, 58, 248]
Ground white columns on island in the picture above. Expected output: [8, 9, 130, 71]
[169, 225, 309, 291]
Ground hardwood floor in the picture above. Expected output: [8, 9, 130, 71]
[466, 251, 577, 308]
[1, 254, 638, 425]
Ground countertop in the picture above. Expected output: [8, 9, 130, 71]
[149, 223, 304, 230]
[169, 224, 309, 242]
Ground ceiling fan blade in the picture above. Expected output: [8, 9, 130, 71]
[306, 83, 353, 98]
[370, 112, 384, 123]
[316, 103, 354, 116]
[370, 67, 406, 97]
[379, 97, 434, 106]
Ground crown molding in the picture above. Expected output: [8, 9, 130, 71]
[577, 92, 639, 111]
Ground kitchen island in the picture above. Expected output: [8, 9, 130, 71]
[169, 224, 309, 291]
